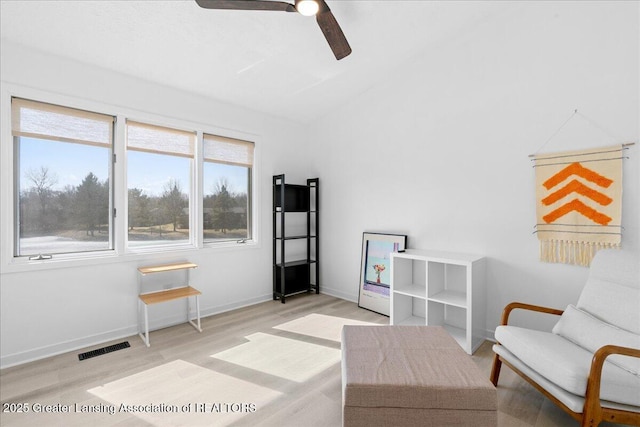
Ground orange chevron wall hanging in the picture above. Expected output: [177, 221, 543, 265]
[533, 145, 623, 266]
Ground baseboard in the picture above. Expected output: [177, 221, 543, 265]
[0, 325, 138, 369]
[200, 294, 272, 318]
[0, 294, 273, 369]
[320, 286, 358, 303]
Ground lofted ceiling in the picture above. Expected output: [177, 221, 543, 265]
[1, 0, 511, 123]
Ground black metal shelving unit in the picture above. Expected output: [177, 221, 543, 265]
[273, 175, 319, 303]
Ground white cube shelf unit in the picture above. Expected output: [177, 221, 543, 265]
[390, 249, 486, 354]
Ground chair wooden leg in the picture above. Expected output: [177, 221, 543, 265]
[581, 388, 603, 427]
[580, 409, 601, 427]
[490, 353, 502, 386]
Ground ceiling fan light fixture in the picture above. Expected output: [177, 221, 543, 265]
[295, 0, 319, 16]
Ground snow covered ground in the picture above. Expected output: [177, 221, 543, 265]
[19, 235, 227, 254]
[20, 236, 109, 254]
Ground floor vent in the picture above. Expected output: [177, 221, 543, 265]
[78, 341, 130, 361]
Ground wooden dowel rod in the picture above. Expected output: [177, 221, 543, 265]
[529, 142, 635, 158]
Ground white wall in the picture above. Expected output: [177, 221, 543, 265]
[0, 42, 310, 367]
[308, 2, 639, 337]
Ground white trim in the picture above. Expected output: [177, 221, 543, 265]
[321, 286, 358, 303]
[115, 113, 127, 254]
[0, 324, 138, 369]
[195, 130, 205, 249]
[1, 237, 260, 275]
[0, 85, 16, 269]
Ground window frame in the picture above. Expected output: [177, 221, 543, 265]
[124, 119, 197, 252]
[202, 133, 255, 245]
[11, 97, 117, 258]
[0, 84, 260, 273]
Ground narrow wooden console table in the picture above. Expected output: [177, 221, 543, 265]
[137, 262, 202, 347]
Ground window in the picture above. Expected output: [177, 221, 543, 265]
[8, 95, 257, 263]
[126, 120, 195, 248]
[11, 98, 115, 257]
[203, 134, 254, 243]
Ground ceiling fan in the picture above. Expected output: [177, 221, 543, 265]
[195, 0, 352, 60]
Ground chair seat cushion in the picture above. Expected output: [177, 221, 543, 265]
[495, 325, 640, 406]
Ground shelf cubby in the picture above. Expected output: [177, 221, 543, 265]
[390, 249, 486, 354]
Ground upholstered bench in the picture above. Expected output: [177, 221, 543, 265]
[342, 325, 497, 427]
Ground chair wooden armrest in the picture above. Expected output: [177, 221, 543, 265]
[491, 302, 564, 386]
[500, 302, 564, 326]
[583, 345, 640, 426]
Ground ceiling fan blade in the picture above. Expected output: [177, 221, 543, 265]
[195, 0, 296, 12]
[315, 1, 351, 60]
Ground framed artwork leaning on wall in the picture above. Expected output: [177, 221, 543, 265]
[358, 232, 407, 316]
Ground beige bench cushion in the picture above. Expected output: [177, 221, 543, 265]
[342, 325, 496, 411]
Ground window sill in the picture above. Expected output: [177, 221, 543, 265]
[3, 250, 119, 274]
[1, 239, 259, 275]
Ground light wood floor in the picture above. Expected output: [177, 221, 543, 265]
[0, 294, 627, 427]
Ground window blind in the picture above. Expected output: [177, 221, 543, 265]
[127, 120, 195, 158]
[11, 98, 114, 148]
[203, 133, 254, 167]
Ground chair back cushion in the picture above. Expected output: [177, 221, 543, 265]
[576, 249, 640, 334]
[552, 304, 640, 375]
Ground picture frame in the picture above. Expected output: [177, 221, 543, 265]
[358, 232, 407, 316]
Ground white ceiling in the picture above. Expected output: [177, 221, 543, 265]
[1, 0, 511, 123]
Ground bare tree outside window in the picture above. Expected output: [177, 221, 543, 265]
[161, 179, 188, 233]
[23, 166, 58, 233]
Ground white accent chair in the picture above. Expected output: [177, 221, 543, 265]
[491, 249, 640, 427]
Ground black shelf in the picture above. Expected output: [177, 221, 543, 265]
[273, 175, 319, 303]
[276, 259, 318, 268]
[274, 183, 309, 212]
[275, 235, 317, 240]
